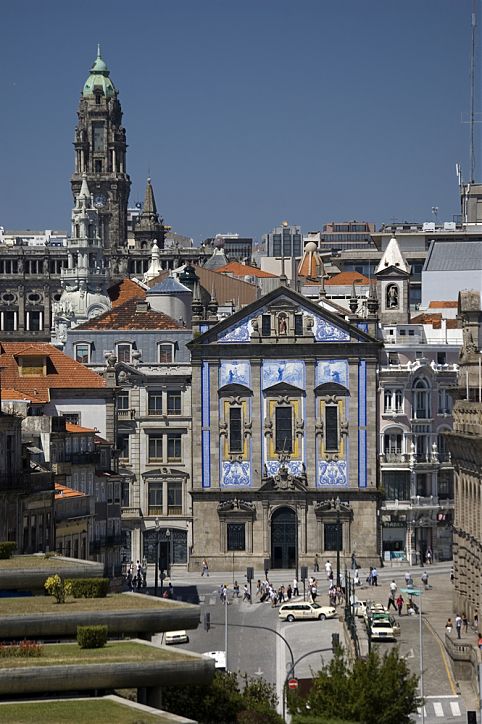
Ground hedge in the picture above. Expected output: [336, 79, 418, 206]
[66, 578, 110, 598]
[0, 542, 16, 560]
[77, 625, 108, 649]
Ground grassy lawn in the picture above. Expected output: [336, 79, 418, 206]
[0, 555, 91, 570]
[0, 641, 190, 668]
[0, 698, 174, 723]
[0, 593, 174, 616]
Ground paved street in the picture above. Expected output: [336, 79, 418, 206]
[146, 561, 480, 722]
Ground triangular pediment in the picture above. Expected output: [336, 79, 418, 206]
[218, 383, 253, 396]
[375, 266, 410, 279]
[188, 286, 379, 348]
[263, 381, 306, 396]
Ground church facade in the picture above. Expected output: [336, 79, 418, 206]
[189, 285, 382, 572]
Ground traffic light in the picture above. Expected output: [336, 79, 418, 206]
[246, 567, 254, 582]
[300, 565, 308, 581]
[331, 633, 340, 652]
[203, 612, 211, 632]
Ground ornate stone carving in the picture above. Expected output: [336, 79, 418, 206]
[260, 462, 307, 492]
[263, 417, 273, 438]
[217, 498, 256, 513]
[295, 418, 304, 437]
[219, 421, 228, 439]
[243, 420, 252, 438]
[340, 419, 349, 436]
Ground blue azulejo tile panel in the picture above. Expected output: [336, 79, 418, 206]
[318, 460, 347, 486]
[262, 360, 305, 389]
[357, 322, 369, 333]
[218, 317, 254, 343]
[265, 460, 304, 477]
[313, 315, 350, 342]
[201, 362, 211, 488]
[358, 359, 367, 488]
[315, 359, 349, 388]
[219, 360, 251, 387]
[221, 461, 252, 487]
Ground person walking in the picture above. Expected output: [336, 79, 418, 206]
[387, 591, 397, 612]
[396, 594, 404, 617]
[426, 547, 433, 565]
[233, 580, 240, 598]
[421, 570, 429, 589]
[463, 613, 469, 634]
[293, 577, 299, 597]
[455, 614, 462, 639]
[371, 566, 378, 586]
[313, 554, 320, 572]
[201, 558, 209, 576]
[243, 584, 251, 602]
[325, 560, 332, 579]
[354, 568, 360, 586]
[351, 552, 357, 570]
[445, 618, 453, 634]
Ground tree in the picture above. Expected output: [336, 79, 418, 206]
[161, 671, 283, 723]
[289, 646, 421, 724]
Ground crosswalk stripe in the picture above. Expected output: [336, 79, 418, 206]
[417, 706, 427, 717]
[449, 701, 461, 716]
[432, 702, 444, 717]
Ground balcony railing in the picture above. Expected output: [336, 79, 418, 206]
[381, 452, 408, 464]
[167, 506, 182, 516]
[117, 409, 135, 420]
[121, 506, 143, 520]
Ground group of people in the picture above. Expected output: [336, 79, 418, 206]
[126, 560, 147, 590]
[446, 612, 479, 639]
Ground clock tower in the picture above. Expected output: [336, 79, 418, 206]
[71, 46, 131, 255]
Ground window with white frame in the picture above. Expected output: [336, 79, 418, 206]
[117, 390, 129, 411]
[167, 433, 182, 462]
[384, 388, 403, 413]
[437, 388, 452, 415]
[116, 343, 131, 363]
[383, 428, 403, 456]
[167, 390, 182, 415]
[148, 392, 163, 415]
[148, 435, 163, 461]
[158, 343, 174, 363]
[413, 378, 431, 419]
[74, 343, 91, 364]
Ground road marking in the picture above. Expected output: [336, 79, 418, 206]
[432, 702, 444, 717]
[254, 667, 264, 676]
[449, 701, 461, 716]
[417, 706, 427, 717]
[403, 648, 415, 659]
[423, 617, 458, 696]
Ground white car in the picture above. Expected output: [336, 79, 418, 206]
[165, 630, 189, 645]
[203, 650, 226, 670]
[279, 602, 336, 622]
[369, 619, 396, 641]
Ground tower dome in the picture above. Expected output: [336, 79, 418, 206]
[82, 45, 116, 98]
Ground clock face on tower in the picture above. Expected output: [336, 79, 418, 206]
[94, 194, 106, 208]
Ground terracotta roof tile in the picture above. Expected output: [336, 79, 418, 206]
[0, 342, 106, 403]
[410, 313, 460, 329]
[325, 271, 373, 286]
[428, 300, 458, 308]
[74, 297, 181, 331]
[1, 388, 32, 401]
[55, 482, 86, 499]
[215, 261, 277, 278]
[108, 278, 146, 307]
[65, 422, 95, 434]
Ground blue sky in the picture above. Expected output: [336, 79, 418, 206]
[0, 1, 475, 242]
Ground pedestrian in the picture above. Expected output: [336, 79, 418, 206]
[233, 580, 240, 598]
[351, 552, 357, 570]
[396, 594, 404, 617]
[367, 567, 373, 586]
[287, 584, 292, 600]
[445, 618, 453, 634]
[426, 547, 433, 565]
[314, 554, 320, 572]
[243, 584, 251, 602]
[325, 560, 332, 579]
[167, 582, 174, 599]
[455, 613, 462, 639]
[389, 580, 397, 596]
[371, 566, 378, 586]
[201, 558, 209, 576]
[387, 592, 397, 611]
[478, 632, 482, 650]
[256, 580, 261, 598]
[311, 583, 318, 603]
[293, 577, 299, 597]
[404, 571, 412, 587]
[450, 567, 454, 583]
[354, 568, 360, 586]
[474, 611, 479, 630]
[421, 570, 429, 589]
[463, 612, 469, 634]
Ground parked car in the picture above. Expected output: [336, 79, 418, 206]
[369, 619, 396, 642]
[165, 630, 189, 645]
[279, 602, 336, 622]
[351, 599, 368, 618]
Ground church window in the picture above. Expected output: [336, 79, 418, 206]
[26, 311, 42, 332]
[116, 343, 131, 363]
[227, 523, 245, 551]
[2, 311, 16, 331]
[262, 314, 271, 336]
[74, 343, 90, 364]
[325, 405, 339, 452]
[294, 314, 303, 335]
[158, 343, 174, 363]
[275, 406, 293, 454]
[229, 407, 243, 453]
[95, 94, 101, 106]
[324, 523, 342, 552]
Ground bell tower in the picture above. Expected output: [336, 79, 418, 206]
[71, 46, 131, 255]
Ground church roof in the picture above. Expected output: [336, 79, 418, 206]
[148, 276, 191, 294]
[108, 278, 146, 307]
[83, 46, 116, 99]
[204, 247, 230, 271]
[375, 236, 410, 274]
[0, 342, 106, 403]
[143, 178, 157, 216]
[75, 297, 182, 331]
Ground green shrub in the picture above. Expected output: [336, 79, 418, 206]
[44, 575, 73, 603]
[67, 578, 110, 599]
[77, 625, 108, 649]
[0, 542, 16, 559]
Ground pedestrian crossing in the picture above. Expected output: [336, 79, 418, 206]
[199, 594, 253, 606]
[415, 696, 464, 721]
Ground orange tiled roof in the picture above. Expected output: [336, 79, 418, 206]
[0, 342, 106, 403]
[65, 422, 95, 434]
[108, 278, 146, 307]
[410, 313, 460, 329]
[325, 271, 373, 286]
[75, 297, 181, 331]
[55, 482, 86, 499]
[215, 261, 277, 279]
[1, 388, 32, 401]
[428, 300, 458, 308]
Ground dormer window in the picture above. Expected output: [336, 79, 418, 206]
[158, 343, 174, 364]
[116, 343, 131, 363]
[17, 355, 46, 377]
[75, 343, 91, 364]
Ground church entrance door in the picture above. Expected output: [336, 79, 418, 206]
[271, 507, 296, 569]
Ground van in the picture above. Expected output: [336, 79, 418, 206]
[278, 602, 336, 622]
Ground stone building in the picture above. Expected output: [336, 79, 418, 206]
[188, 283, 382, 572]
[446, 290, 482, 619]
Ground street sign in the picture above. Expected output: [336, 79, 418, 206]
[401, 587, 422, 597]
[288, 678, 298, 690]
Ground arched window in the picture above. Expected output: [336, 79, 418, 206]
[413, 378, 431, 419]
[383, 427, 404, 460]
[437, 428, 451, 462]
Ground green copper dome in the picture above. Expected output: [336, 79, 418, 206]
[82, 45, 116, 98]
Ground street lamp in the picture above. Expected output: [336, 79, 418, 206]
[154, 517, 160, 597]
[334, 496, 341, 587]
[166, 528, 171, 577]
